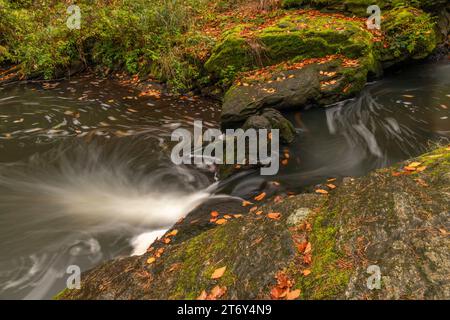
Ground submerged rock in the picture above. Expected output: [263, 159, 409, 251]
[57, 146, 450, 300]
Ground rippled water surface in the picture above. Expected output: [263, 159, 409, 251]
[0, 62, 449, 299]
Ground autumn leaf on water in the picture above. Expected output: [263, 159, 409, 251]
[267, 212, 281, 220]
[211, 266, 226, 279]
[315, 189, 329, 195]
[254, 192, 267, 201]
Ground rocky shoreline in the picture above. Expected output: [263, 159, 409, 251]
[57, 145, 450, 300]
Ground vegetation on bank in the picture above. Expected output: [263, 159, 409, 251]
[0, 0, 445, 92]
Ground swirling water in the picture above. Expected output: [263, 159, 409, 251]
[0, 61, 449, 299]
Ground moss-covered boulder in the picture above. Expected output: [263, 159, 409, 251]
[204, 12, 376, 79]
[221, 56, 372, 125]
[57, 145, 450, 300]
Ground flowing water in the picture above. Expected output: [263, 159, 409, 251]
[0, 61, 449, 299]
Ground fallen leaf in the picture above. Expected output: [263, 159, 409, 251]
[404, 166, 417, 171]
[223, 215, 232, 219]
[438, 228, 448, 235]
[255, 210, 263, 215]
[297, 241, 308, 253]
[167, 229, 178, 237]
[304, 242, 312, 254]
[286, 289, 301, 300]
[211, 266, 226, 279]
[408, 162, 422, 168]
[315, 189, 329, 195]
[267, 212, 281, 220]
[327, 178, 337, 182]
[249, 206, 258, 213]
[209, 286, 227, 299]
[281, 159, 289, 166]
[215, 218, 228, 225]
[254, 192, 267, 201]
[147, 257, 156, 264]
[163, 238, 171, 244]
[303, 253, 312, 265]
[233, 214, 243, 218]
[302, 269, 311, 276]
[416, 166, 427, 172]
[327, 184, 337, 189]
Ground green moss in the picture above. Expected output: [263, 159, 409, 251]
[295, 207, 351, 299]
[169, 221, 240, 299]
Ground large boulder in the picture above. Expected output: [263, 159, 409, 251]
[57, 146, 450, 300]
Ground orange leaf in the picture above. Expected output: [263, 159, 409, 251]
[416, 166, 427, 172]
[267, 212, 281, 220]
[211, 266, 226, 279]
[163, 238, 171, 244]
[302, 269, 311, 276]
[255, 210, 263, 215]
[281, 159, 289, 166]
[254, 192, 266, 201]
[249, 206, 258, 213]
[315, 189, 329, 195]
[209, 285, 227, 299]
[242, 200, 252, 207]
[286, 289, 301, 300]
[404, 166, 416, 171]
[146, 257, 156, 264]
[215, 218, 228, 225]
[327, 184, 337, 189]
[233, 214, 243, 218]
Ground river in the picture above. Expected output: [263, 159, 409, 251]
[0, 61, 448, 299]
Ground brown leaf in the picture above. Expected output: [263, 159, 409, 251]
[211, 266, 226, 279]
[327, 184, 337, 189]
[297, 241, 308, 253]
[249, 206, 258, 213]
[303, 253, 312, 265]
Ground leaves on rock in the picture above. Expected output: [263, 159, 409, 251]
[211, 266, 226, 279]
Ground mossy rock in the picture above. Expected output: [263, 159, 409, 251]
[204, 12, 375, 78]
[221, 56, 374, 125]
[281, 0, 449, 15]
[378, 7, 437, 67]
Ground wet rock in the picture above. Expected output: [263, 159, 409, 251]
[222, 59, 370, 125]
[57, 146, 450, 300]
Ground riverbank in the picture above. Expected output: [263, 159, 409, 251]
[57, 144, 450, 300]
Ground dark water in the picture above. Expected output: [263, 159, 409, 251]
[0, 62, 449, 299]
